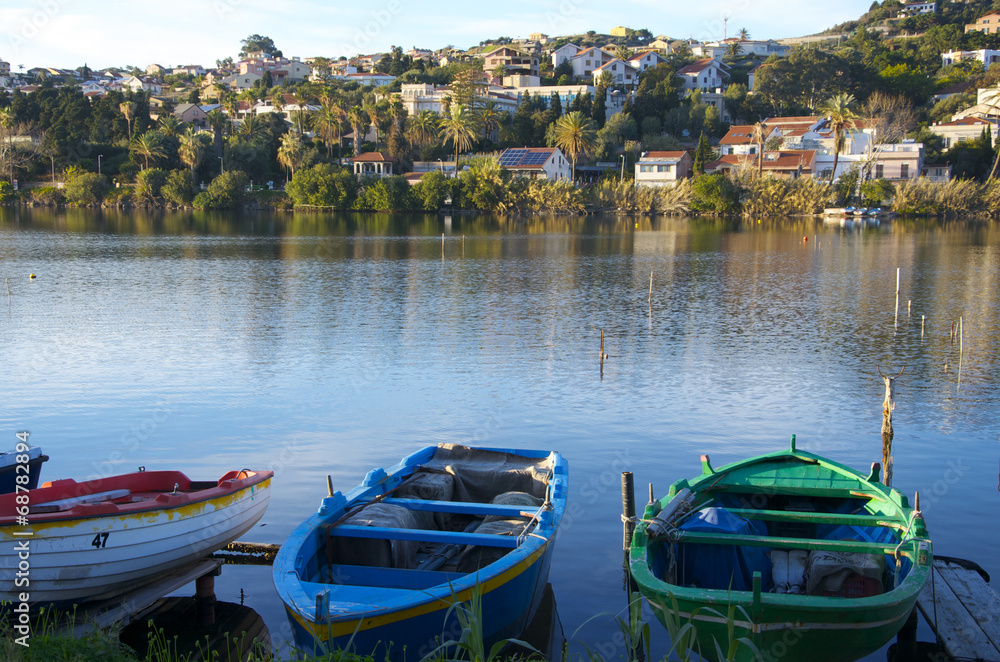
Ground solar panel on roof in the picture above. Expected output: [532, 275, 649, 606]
[499, 149, 527, 167]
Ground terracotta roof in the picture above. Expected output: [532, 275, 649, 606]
[677, 58, 718, 74]
[763, 115, 821, 124]
[708, 150, 816, 172]
[719, 125, 758, 144]
[936, 117, 997, 126]
[350, 152, 399, 163]
[935, 82, 973, 96]
[594, 60, 638, 73]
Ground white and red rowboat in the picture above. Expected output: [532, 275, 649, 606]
[0, 468, 272, 606]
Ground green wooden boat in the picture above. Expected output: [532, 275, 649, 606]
[628, 436, 931, 662]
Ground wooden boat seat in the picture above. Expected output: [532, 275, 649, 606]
[723, 507, 906, 531]
[325, 524, 521, 549]
[323, 563, 465, 590]
[673, 531, 904, 556]
[381, 497, 540, 518]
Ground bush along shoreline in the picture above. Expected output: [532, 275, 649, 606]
[6, 165, 1000, 217]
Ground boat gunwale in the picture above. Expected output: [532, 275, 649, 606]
[0, 471, 273, 527]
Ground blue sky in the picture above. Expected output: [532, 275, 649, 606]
[2, 0, 876, 70]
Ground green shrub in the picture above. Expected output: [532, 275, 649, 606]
[193, 170, 249, 209]
[0, 181, 12, 203]
[690, 174, 739, 213]
[135, 168, 167, 201]
[30, 186, 66, 205]
[65, 173, 109, 205]
[161, 170, 194, 206]
[411, 170, 455, 211]
[117, 162, 140, 183]
[859, 178, 895, 207]
[286, 163, 358, 208]
[354, 175, 418, 211]
[104, 186, 135, 205]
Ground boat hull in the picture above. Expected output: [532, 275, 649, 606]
[286, 538, 556, 660]
[274, 444, 567, 662]
[0, 473, 271, 605]
[629, 444, 931, 662]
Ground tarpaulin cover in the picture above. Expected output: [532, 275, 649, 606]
[677, 507, 773, 592]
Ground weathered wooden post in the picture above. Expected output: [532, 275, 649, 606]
[620, 472, 645, 662]
[878, 365, 904, 487]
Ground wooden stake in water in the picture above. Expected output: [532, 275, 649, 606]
[908, 300, 911, 317]
[958, 316, 963, 388]
[921, 315, 925, 338]
[441, 233, 445, 257]
[894, 268, 900, 329]
[648, 271, 653, 303]
[5, 277, 9, 312]
[877, 365, 904, 488]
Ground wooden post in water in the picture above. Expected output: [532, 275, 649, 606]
[878, 365, 904, 487]
[620, 472, 645, 662]
[894, 268, 900, 329]
[648, 271, 653, 303]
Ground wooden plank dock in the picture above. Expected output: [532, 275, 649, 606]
[916, 556, 1000, 662]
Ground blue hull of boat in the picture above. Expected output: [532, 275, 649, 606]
[274, 444, 568, 661]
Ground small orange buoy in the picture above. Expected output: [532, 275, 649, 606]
[803, 237, 808, 242]
[29, 274, 36, 279]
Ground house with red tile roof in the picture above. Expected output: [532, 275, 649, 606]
[570, 47, 615, 79]
[677, 58, 729, 94]
[351, 152, 398, 178]
[707, 150, 817, 179]
[929, 117, 998, 150]
[593, 59, 639, 89]
[634, 151, 692, 186]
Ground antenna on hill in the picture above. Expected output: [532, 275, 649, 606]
[723, 15, 730, 41]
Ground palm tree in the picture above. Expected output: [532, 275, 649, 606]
[595, 71, 614, 90]
[130, 131, 166, 170]
[239, 114, 264, 142]
[223, 94, 240, 134]
[277, 131, 305, 180]
[738, 27, 750, 40]
[478, 100, 502, 142]
[314, 103, 344, 159]
[817, 92, 860, 182]
[293, 88, 310, 134]
[158, 115, 182, 137]
[438, 104, 478, 177]
[206, 109, 227, 160]
[553, 111, 597, 181]
[751, 121, 769, 179]
[179, 127, 206, 184]
[348, 106, 369, 155]
[119, 101, 136, 141]
[406, 110, 440, 149]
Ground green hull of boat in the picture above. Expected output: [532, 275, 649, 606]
[628, 440, 931, 662]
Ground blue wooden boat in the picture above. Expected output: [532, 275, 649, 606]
[0, 447, 48, 494]
[273, 444, 568, 660]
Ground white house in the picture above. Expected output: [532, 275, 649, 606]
[941, 49, 1000, 67]
[351, 152, 398, 178]
[336, 72, 396, 87]
[551, 43, 581, 68]
[677, 58, 729, 94]
[900, 1, 936, 16]
[120, 75, 162, 94]
[626, 50, 668, 73]
[497, 147, 572, 181]
[634, 151, 693, 186]
[593, 59, 638, 88]
[570, 47, 615, 78]
[929, 117, 999, 150]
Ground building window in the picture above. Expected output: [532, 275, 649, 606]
[901, 163, 909, 178]
[875, 164, 884, 178]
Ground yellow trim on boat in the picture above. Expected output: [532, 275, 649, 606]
[291, 541, 548, 641]
[0, 478, 271, 538]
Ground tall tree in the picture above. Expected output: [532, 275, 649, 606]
[119, 101, 136, 141]
[277, 131, 304, 180]
[553, 111, 597, 180]
[240, 34, 281, 58]
[130, 131, 166, 170]
[438, 104, 478, 176]
[314, 101, 345, 159]
[179, 127, 206, 184]
[406, 110, 440, 149]
[206, 109, 227, 160]
[348, 106, 369, 155]
[817, 92, 860, 182]
[751, 121, 769, 179]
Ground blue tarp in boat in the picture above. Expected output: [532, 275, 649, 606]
[678, 507, 772, 592]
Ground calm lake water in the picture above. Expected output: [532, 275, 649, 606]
[2, 207, 999, 661]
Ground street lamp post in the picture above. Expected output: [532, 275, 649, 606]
[219, 156, 224, 175]
[50, 156, 55, 186]
[98, 154, 102, 175]
[620, 154, 626, 184]
[437, 158, 442, 174]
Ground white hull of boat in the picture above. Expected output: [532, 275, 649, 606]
[0, 478, 270, 605]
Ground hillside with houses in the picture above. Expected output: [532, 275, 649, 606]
[6, 4, 1000, 214]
